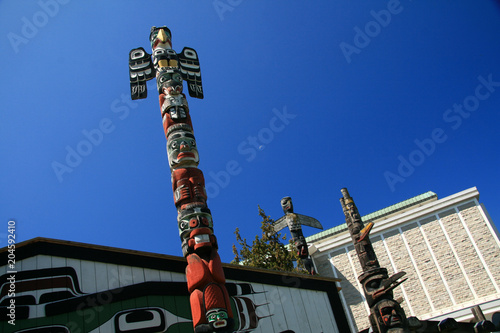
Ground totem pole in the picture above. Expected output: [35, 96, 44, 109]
[340, 188, 409, 333]
[128, 26, 234, 333]
[273, 197, 323, 274]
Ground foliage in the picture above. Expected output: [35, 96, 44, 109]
[232, 206, 307, 274]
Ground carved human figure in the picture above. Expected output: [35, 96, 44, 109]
[177, 203, 215, 256]
[356, 239, 379, 269]
[171, 167, 207, 210]
[186, 251, 234, 332]
[157, 67, 184, 96]
[370, 299, 407, 333]
[161, 93, 192, 137]
[166, 124, 199, 170]
[177, 203, 234, 332]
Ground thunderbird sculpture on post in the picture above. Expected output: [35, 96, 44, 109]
[128, 26, 233, 333]
[273, 197, 323, 274]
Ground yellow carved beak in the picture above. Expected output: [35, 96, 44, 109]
[158, 29, 167, 43]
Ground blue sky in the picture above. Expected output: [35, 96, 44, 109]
[1, 1, 499, 264]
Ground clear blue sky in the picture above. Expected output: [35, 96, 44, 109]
[1, 1, 499, 264]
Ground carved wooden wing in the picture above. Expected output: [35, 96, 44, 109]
[178, 47, 203, 99]
[272, 216, 288, 233]
[296, 214, 323, 230]
[129, 47, 155, 100]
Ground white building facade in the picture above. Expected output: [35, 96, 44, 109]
[308, 187, 500, 332]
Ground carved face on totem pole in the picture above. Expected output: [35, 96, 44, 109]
[166, 124, 199, 170]
[374, 299, 406, 330]
[161, 94, 188, 116]
[346, 201, 360, 221]
[161, 94, 192, 132]
[164, 105, 188, 124]
[281, 196, 293, 214]
[157, 68, 184, 95]
[361, 269, 391, 306]
[177, 203, 215, 254]
[356, 239, 379, 269]
[206, 308, 229, 330]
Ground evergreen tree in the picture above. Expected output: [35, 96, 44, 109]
[232, 206, 307, 274]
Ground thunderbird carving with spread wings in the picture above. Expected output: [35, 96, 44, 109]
[273, 197, 323, 274]
[128, 26, 203, 100]
[273, 197, 323, 233]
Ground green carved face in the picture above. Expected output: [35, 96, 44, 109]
[207, 308, 229, 328]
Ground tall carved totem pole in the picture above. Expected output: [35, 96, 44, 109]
[128, 26, 234, 333]
[273, 197, 323, 274]
[340, 188, 409, 333]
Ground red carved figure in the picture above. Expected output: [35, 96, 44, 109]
[160, 92, 193, 137]
[187, 252, 233, 331]
[171, 168, 207, 210]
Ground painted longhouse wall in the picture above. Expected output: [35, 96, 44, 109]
[0, 238, 349, 333]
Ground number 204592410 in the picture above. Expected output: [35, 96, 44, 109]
[7, 221, 16, 267]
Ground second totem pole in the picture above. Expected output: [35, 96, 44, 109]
[340, 188, 409, 333]
[128, 26, 234, 333]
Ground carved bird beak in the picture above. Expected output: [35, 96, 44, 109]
[158, 29, 167, 43]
